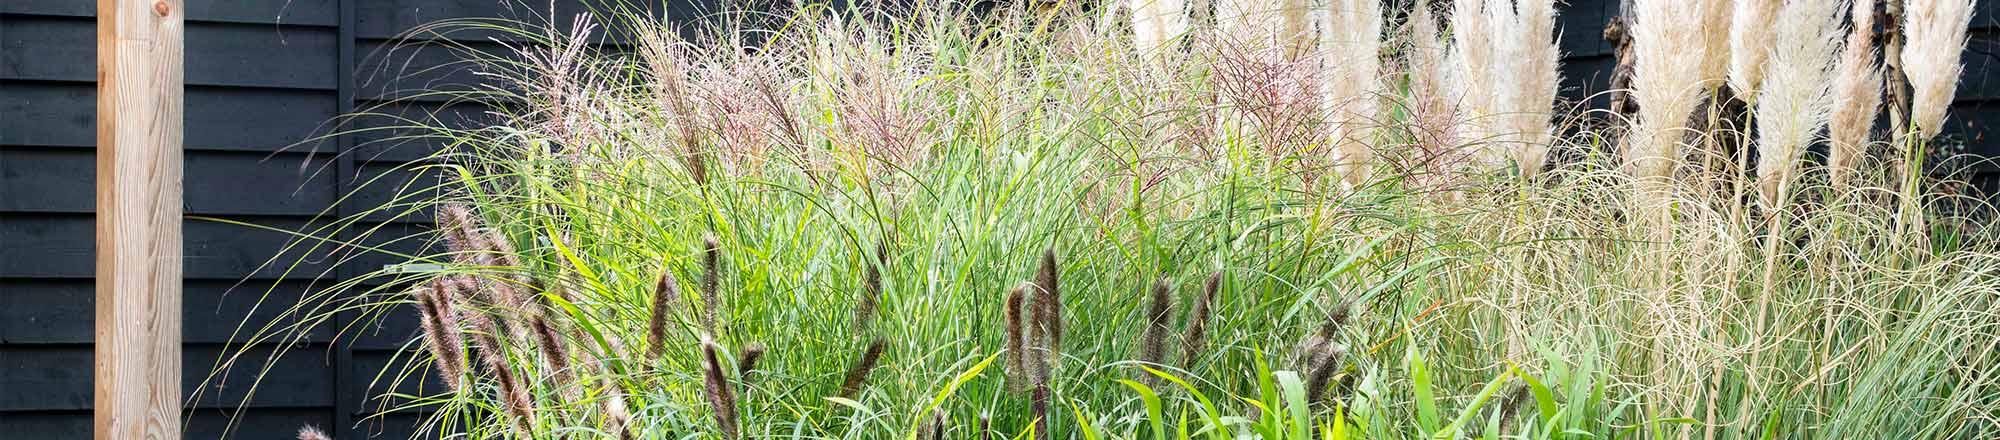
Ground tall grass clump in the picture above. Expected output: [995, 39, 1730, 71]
[223, 1, 2000, 439]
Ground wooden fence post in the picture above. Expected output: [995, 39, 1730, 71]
[96, 0, 183, 439]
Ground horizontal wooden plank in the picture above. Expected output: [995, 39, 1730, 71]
[350, 410, 431, 440]
[356, 38, 517, 102]
[0, 411, 91, 439]
[0, 279, 336, 345]
[0, 148, 339, 216]
[349, 100, 501, 163]
[0, 215, 338, 279]
[346, 161, 450, 223]
[1, 17, 338, 89]
[0, 0, 338, 26]
[351, 348, 450, 408]
[186, 408, 340, 440]
[1953, 30, 2000, 101]
[343, 221, 443, 285]
[1558, 54, 1616, 110]
[1555, 0, 1611, 58]
[0, 82, 339, 153]
[0, 345, 332, 411]
[0, 408, 337, 440]
[353, 0, 695, 41]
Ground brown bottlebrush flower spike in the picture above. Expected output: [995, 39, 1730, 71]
[700, 234, 723, 336]
[466, 308, 535, 436]
[839, 337, 888, 398]
[1033, 247, 1062, 351]
[529, 317, 576, 394]
[1004, 283, 1030, 391]
[649, 269, 682, 360]
[1030, 384, 1052, 440]
[978, 412, 993, 440]
[296, 426, 332, 440]
[435, 203, 479, 257]
[1136, 277, 1173, 376]
[600, 375, 636, 440]
[414, 284, 467, 392]
[738, 342, 767, 378]
[700, 339, 740, 440]
[854, 242, 887, 335]
[920, 406, 947, 440]
[1181, 271, 1221, 367]
[1302, 339, 1347, 403]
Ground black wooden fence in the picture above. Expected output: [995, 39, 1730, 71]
[0, 1, 1995, 439]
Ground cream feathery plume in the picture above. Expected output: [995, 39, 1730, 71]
[1729, 0, 1783, 100]
[1828, 0, 1885, 188]
[1624, 0, 1711, 179]
[1701, 0, 1737, 85]
[1754, 0, 1844, 209]
[1506, 0, 1561, 177]
[1215, 0, 1310, 55]
[1448, 0, 1498, 161]
[1277, 0, 1311, 57]
[1319, 0, 1384, 187]
[1901, 0, 1973, 139]
[1214, 0, 1258, 48]
[1130, 0, 1190, 56]
[1405, 0, 1460, 164]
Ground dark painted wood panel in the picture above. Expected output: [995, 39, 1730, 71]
[0, 279, 336, 345]
[1, 16, 339, 89]
[347, 161, 450, 223]
[351, 348, 450, 409]
[0, 0, 340, 26]
[355, 38, 516, 102]
[0, 215, 338, 280]
[0, 148, 340, 216]
[0, 345, 335, 411]
[349, 100, 501, 163]
[1, 83, 339, 153]
[1555, 0, 1611, 58]
[0, 409, 337, 440]
[353, 0, 695, 41]
[186, 408, 340, 440]
[0, 412, 92, 439]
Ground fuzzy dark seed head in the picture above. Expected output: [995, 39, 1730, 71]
[1003, 284, 1030, 391]
[700, 339, 740, 440]
[1137, 277, 1173, 375]
[700, 234, 723, 336]
[648, 269, 682, 361]
[1034, 247, 1063, 349]
[738, 342, 767, 378]
[839, 337, 889, 398]
[1182, 270, 1222, 368]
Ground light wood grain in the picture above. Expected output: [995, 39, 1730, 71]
[95, 1, 183, 439]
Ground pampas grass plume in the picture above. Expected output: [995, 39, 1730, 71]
[1754, 0, 1843, 208]
[1129, 0, 1189, 56]
[1829, 0, 1885, 188]
[1729, 0, 1783, 100]
[1624, 0, 1711, 179]
[1901, 0, 1974, 138]
[1319, 0, 1384, 186]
